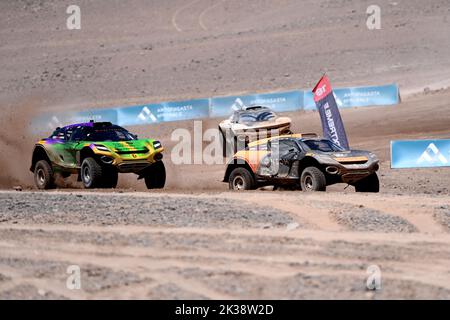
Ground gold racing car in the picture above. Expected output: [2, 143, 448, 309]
[223, 134, 380, 192]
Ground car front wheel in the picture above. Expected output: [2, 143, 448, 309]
[144, 161, 166, 189]
[354, 173, 380, 193]
[300, 166, 326, 192]
[81, 157, 104, 189]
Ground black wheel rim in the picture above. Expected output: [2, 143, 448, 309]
[36, 168, 45, 185]
[304, 175, 313, 190]
[232, 176, 245, 190]
[82, 165, 91, 184]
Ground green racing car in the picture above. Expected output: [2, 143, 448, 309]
[30, 121, 165, 189]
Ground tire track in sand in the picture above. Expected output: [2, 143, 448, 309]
[172, 0, 204, 32]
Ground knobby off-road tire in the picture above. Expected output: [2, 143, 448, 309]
[228, 167, 256, 191]
[300, 166, 327, 192]
[81, 157, 104, 189]
[354, 173, 380, 193]
[144, 161, 166, 189]
[34, 160, 55, 190]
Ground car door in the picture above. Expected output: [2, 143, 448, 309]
[62, 126, 83, 168]
[50, 127, 73, 168]
[46, 127, 68, 167]
[256, 139, 301, 177]
[277, 139, 302, 178]
[256, 139, 281, 177]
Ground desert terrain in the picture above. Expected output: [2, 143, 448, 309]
[0, 0, 450, 299]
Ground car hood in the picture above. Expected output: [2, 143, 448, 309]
[93, 140, 153, 152]
[314, 149, 375, 162]
[320, 150, 370, 157]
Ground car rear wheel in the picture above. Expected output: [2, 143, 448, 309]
[144, 161, 166, 189]
[34, 160, 55, 190]
[354, 173, 380, 193]
[228, 167, 255, 191]
[300, 166, 326, 192]
[81, 157, 104, 189]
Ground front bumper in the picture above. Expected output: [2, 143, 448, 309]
[116, 160, 155, 173]
[323, 161, 379, 184]
[94, 147, 164, 173]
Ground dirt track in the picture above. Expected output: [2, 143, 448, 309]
[1, 0, 450, 299]
[1, 190, 450, 299]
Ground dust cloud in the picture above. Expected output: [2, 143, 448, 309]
[0, 98, 43, 188]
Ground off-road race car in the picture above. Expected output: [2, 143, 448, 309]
[30, 121, 165, 190]
[223, 134, 380, 192]
[219, 105, 291, 157]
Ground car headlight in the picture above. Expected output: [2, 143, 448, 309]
[153, 141, 162, 149]
[94, 144, 110, 152]
[369, 153, 379, 162]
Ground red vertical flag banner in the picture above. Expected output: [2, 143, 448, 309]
[312, 75, 350, 150]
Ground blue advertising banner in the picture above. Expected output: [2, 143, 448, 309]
[391, 139, 450, 169]
[32, 108, 118, 132]
[73, 108, 118, 124]
[304, 84, 399, 110]
[117, 99, 210, 126]
[32, 83, 399, 134]
[31, 99, 209, 132]
[210, 90, 303, 118]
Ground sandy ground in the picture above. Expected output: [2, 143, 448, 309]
[1, 0, 450, 299]
[0, 190, 450, 299]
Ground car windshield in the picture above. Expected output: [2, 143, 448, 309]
[238, 109, 276, 123]
[49, 129, 65, 140]
[84, 128, 136, 142]
[303, 139, 344, 152]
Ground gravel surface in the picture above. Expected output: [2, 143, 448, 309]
[81, 266, 145, 293]
[321, 240, 447, 262]
[0, 192, 295, 229]
[0, 284, 67, 300]
[1, 190, 449, 299]
[434, 205, 450, 232]
[158, 267, 450, 300]
[0, 228, 316, 256]
[0, 273, 10, 282]
[331, 207, 418, 233]
[0, 256, 146, 295]
[147, 283, 207, 300]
